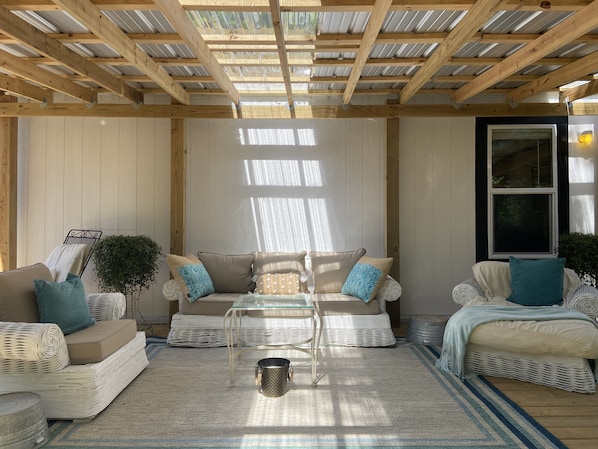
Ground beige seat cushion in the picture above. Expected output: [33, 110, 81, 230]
[64, 319, 137, 364]
[309, 248, 366, 293]
[469, 318, 598, 359]
[0, 263, 53, 322]
[179, 292, 240, 316]
[315, 293, 380, 316]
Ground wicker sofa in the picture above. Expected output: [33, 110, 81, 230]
[0, 263, 149, 421]
[163, 249, 402, 348]
[450, 260, 598, 393]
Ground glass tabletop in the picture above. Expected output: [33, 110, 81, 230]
[232, 293, 314, 310]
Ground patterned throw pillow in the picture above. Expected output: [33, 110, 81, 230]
[341, 256, 393, 303]
[255, 273, 301, 295]
[166, 254, 215, 302]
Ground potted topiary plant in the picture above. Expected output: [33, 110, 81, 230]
[92, 234, 162, 332]
[558, 232, 598, 286]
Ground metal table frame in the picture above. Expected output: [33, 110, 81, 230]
[224, 294, 323, 387]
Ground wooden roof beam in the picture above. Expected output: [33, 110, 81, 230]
[560, 79, 598, 103]
[269, 0, 294, 108]
[507, 51, 598, 104]
[153, 0, 240, 105]
[52, 0, 190, 105]
[343, 0, 393, 106]
[0, 72, 50, 102]
[0, 47, 96, 103]
[0, 5, 142, 104]
[400, 0, 506, 104]
[453, 0, 598, 104]
[0, 1, 595, 13]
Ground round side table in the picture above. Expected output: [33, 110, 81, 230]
[406, 314, 449, 346]
[0, 392, 49, 449]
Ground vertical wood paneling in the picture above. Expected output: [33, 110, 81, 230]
[327, 119, 346, 250]
[45, 118, 65, 256]
[64, 118, 84, 230]
[27, 118, 47, 264]
[118, 119, 137, 233]
[345, 120, 364, 251]
[400, 117, 476, 319]
[99, 119, 119, 232]
[19, 114, 171, 323]
[81, 120, 102, 229]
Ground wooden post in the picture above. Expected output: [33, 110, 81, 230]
[386, 117, 400, 327]
[169, 118, 185, 320]
[0, 96, 17, 271]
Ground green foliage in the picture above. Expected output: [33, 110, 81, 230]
[92, 235, 162, 297]
[557, 232, 598, 286]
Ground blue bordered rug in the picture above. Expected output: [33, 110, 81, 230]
[45, 337, 566, 449]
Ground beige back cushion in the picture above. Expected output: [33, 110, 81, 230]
[473, 260, 581, 301]
[252, 251, 307, 275]
[197, 252, 254, 293]
[309, 248, 366, 293]
[0, 263, 53, 322]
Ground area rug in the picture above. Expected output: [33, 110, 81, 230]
[45, 337, 566, 449]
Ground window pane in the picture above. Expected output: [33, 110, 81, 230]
[492, 128, 553, 188]
[492, 194, 552, 254]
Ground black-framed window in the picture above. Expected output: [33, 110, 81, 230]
[475, 117, 569, 261]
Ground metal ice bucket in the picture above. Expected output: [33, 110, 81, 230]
[255, 358, 293, 397]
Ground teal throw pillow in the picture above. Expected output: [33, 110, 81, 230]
[178, 263, 215, 302]
[34, 273, 96, 335]
[507, 256, 566, 306]
[341, 256, 393, 303]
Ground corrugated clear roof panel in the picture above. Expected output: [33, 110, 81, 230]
[21, 10, 88, 33]
[318, 11, 371, 34]
[482, 10, 572, 34]
[187, 10, 273, 36]
[384, 10, 466, 33]
[102, 10, 173, 34]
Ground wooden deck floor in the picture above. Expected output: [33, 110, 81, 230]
[152, 324, 597, 447]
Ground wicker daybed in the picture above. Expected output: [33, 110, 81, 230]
[449, 260, 598, 393]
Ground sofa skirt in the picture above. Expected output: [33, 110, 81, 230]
[167, 312, 397, 348]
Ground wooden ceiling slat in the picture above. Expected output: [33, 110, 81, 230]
[52, 0, 190, 105]
[453, 0, 598, 104]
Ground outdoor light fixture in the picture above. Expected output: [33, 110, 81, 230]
[578, 130, 593, 145]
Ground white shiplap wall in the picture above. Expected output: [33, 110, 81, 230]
[399, 117, 477, 318]
[17, 113, 172, 322]
[18, 106, 594, 324]
[185, 118, 387, 256]
[17, 111, 388, 323]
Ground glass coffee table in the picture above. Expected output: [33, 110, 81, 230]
[223, 293, 323, 387]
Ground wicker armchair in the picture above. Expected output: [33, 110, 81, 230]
[0, 281, 148, 421]
[451, 261, 598, 393]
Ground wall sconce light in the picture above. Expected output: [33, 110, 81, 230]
[578, 130, 593, 145]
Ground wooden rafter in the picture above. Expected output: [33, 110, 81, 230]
[152, 0, 240, 105]
[0, 1, 596, 13]
[507, 51, 598, 104]
[0, 72, 49, 102]
[400, 0, 506, 104]
[52, 0, 190, 105]
[0, 47, 96, 103]
[560, 79, 598, 103]
[453, 0, 598, 104]
[0, 5, 141, 104]
[343, 0, 393, 105]
[269, 0, 293, 108]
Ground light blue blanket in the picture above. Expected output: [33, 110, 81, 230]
[436, 305, 597, 379]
